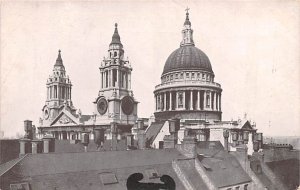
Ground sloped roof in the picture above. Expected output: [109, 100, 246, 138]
[0, 155, 26, 176]
[198, 150, 251, 188]
[145, 121, 165, 144]
[12, 149, 185, 177]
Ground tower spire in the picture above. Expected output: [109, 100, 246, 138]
[54, 49, 64, 66]
[110, 23, 122, 46]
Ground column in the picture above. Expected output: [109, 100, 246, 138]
[169, 91, 172, 111]
[216, 93, 219, 111]
[176, 92, 179, 110]
[58, 86, 60, 99]
[203, 91, 206, 110]
[129, 73, 131, 89]
[197, 90, 200, 110]
[160, 93, 163, 111]
[219, 93, 222, 111]
[183, 91, 186, 110]
[101, 72, 103, 88]
[190, 90, 193, 110]
[210, 91, 213, 110]
[164, 92, 167, 111]
[116, 70, 119, 87]
[214, 92, 217, 110]
[155, 96, 157, 111]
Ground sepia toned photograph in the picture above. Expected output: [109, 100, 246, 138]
[0, 0, 299, 189]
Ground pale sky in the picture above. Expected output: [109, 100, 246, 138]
[1, 0, 299, 137]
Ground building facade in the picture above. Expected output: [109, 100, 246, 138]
[38, 24, 138, 141]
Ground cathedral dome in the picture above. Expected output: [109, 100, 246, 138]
[162, 45, 213, 75]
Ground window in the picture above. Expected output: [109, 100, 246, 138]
[170, 75, 173, 80]
[175, 74, 178, 79]
[166, 76, 169, 81]
[114, 51, 117, 57]
[244, 184, 248, 190]
[197, 73, 200, 78]
[186, 73, 190, 78]
[99, 172, 118, 185]
[191, 73, 195, 78]
[180, 73, 184, 79]
[202, 73, 205, 79]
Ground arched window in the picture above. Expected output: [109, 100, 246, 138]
[114, 52, 117, 57]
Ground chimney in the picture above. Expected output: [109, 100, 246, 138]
[19, 138, 31, 155]
[81, 132, 90, 152]
[223, 130, 229, 152]
[253, 141, 259, 152]
[137, 118, 144, 130]
[126, 134, 134, 149]
[243, 131, 249, 144]
[24, 120, 33, 139]
[231, 131, 238, 146]
[176, 131, 197, 158]
[42, 136, 53, 153]
[110, 122, 118, 151]
[94, 128, 105, 149]
[32, 125, 36, 139]
[31, 139, 42, 154]
[137, 130, 146, 149]
[163, 135, 176, 149]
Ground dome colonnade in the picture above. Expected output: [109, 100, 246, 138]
[154, 9, 222, 121]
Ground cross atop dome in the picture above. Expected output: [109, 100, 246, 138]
[184, 7, 191, 26]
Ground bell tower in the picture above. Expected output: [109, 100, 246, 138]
[94, 23, 138, 127]
[41, 50, 76, 127]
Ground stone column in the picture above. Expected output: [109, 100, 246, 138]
[169, 91, 172, 111]
[219, 93, 222, 111]
[116, 70, 119, 87]
[183, 91, 186, 110]
[160, 93, 163, 111]
[203, 91, 206, 110]
[164, 92, 167, 111]
[176, 92, 179, 110]
[129, 73, 131, 89]
[197, 90, 200, 110]
[190, 90, 193, 110]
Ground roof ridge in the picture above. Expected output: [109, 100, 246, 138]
[0, 154, 28, 176]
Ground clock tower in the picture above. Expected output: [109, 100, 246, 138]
[94, 23, 138, 130]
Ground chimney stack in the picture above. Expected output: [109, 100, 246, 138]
[231, 131, 238, 146]
[110, 122, 118, 151]
[137, 118, 144, 130]
[24, 120, 33, 139]
[176, 130, 197, 158]
[137, 130, 146, 149]
[126, 134, 134, 149]
[42, 136, 53, 153]
[81, 132, 90, 152]
[94, 128, 105, 149]
[223, 130, 229, 152]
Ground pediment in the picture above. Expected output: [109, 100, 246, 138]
[241, 120, 253, 130]
[50, 110, 79, 126]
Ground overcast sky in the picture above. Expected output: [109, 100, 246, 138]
[1, 0, 299, 137]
